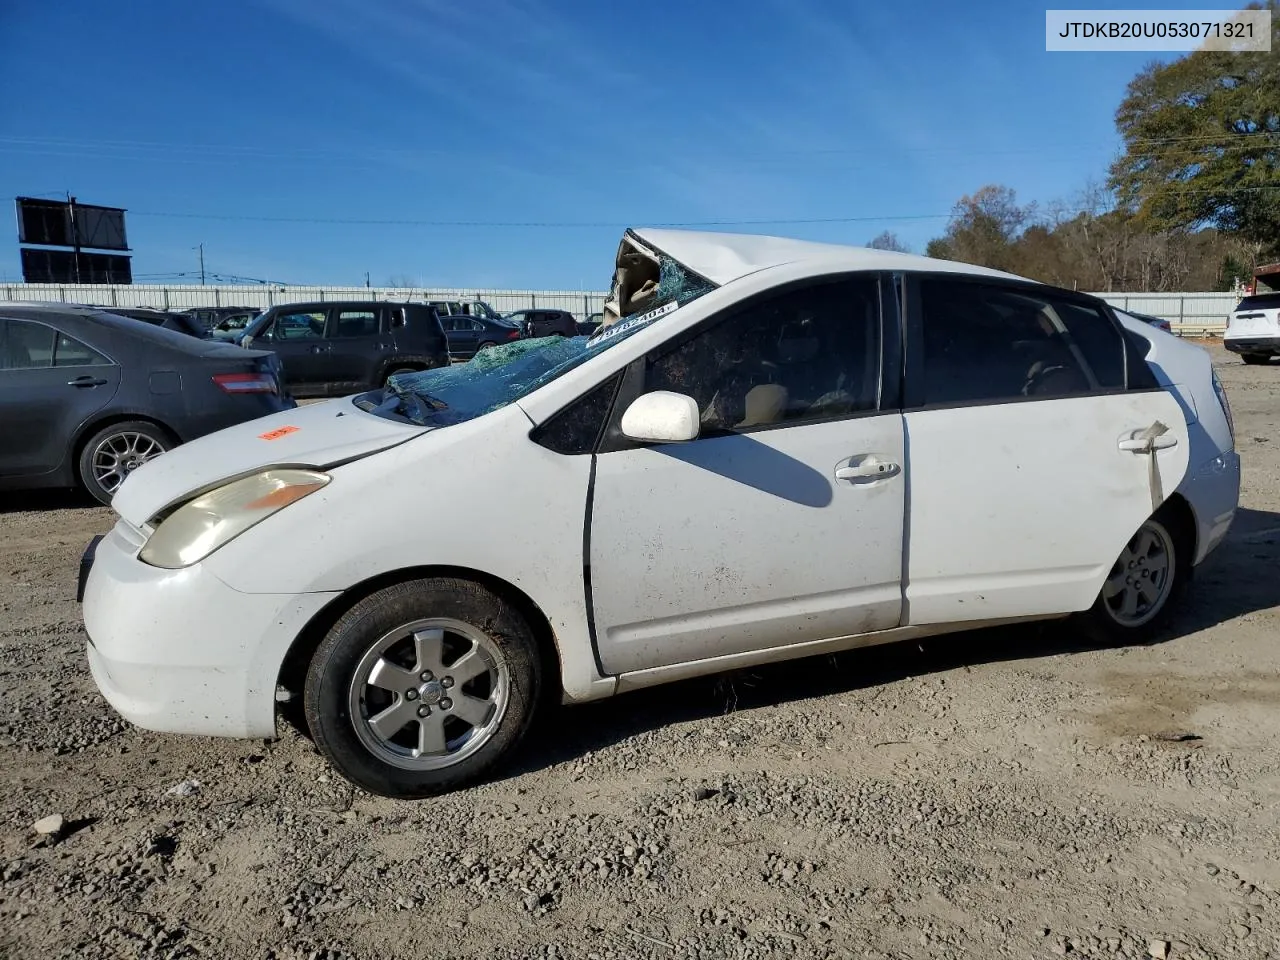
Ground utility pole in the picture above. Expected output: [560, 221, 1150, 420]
[67, 193, 82, 284]
[196, 243, 206, 284]
[364, 270, 370, 288]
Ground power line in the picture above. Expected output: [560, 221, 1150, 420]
[2, 131, 1275, 176]
[127, 211, 953, 228]
[122, 183, 1280, 230]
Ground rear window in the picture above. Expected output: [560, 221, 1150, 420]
[1236, 294, 1280, 312]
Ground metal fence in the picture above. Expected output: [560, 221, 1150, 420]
[1093, 292, 1238, 336]
[0, 283, 1241, 334]
[0, 284, 608, 320]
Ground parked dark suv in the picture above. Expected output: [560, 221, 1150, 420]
[505, 309, 578, 339]
[237, 301, 449, 397]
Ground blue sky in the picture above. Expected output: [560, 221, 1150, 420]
[0, 0, 1184, 289]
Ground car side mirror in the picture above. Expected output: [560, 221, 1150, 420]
[620, 391, 701, 443]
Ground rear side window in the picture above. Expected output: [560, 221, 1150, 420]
[917, 280, 1126, 406]
[330, 310, 379, 338]
[54, 332, 110, 367]
[2, 319, 56, 369]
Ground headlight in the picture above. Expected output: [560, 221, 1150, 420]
[139, 469, 329, 569]
[1210, 369, 1235, 446]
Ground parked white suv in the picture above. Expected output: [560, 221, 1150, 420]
[79, 229, 1241, 798]
[1224, 292, 1280, 364]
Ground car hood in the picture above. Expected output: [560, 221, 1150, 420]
[111, 397, 430, 526]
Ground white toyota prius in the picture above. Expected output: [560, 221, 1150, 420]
[80, 229, 1241, 797]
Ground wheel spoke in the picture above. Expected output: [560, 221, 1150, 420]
[412, 628, 446, 676]
[1134, 529, 1157, 561]
[1119, 587, 1141, 619]
[368, 698, 417, 740]
[448, 646, 490, 685]
[1102, 572, 1126, 599]
[451, 693, 494, 728]
[1134, 578, 1156, 604]
[367, 657, 417, 693]
[417, 713, 448, 755]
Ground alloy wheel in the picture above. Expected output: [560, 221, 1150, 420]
[1101, 520, 1175, 628]
[91, 431, 166, 495]
[347, 618, 509, 771]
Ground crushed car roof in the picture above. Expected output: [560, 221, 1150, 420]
[629, 228, 1035, 287]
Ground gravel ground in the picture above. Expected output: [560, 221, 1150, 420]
[1, 344, 1278, 960]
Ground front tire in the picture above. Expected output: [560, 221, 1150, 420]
[1078, 514, 1185, 645]
[304, 578, 543, 798]
[77, 421, 171, 505]
[1241, 353, 1270, 365]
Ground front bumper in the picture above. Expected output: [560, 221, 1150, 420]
[1223, 335, 1280, 355]
[80, 521, 338, 739]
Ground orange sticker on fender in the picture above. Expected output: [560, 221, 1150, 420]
[259, 425, 300, 441]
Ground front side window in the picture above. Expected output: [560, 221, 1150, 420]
[531, 371, 623, 455]
[918, 279, 1126, 406]
[644, 276, 882, 434]
[2, 320, 57, 370]
[274, 311, 326, 341]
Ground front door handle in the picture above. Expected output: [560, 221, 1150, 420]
[68, 376, 108, 388]
[309, 344, 327, 354]
[835, 458, 900, 482]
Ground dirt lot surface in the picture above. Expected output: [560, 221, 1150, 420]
[1, 345, 1278, 960]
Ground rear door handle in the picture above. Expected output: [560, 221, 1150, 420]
[68, 376, 108, 388]
[1118, 433, 1177, 452]
[835, 458, 900, 482]
[309, 344, 328, 354]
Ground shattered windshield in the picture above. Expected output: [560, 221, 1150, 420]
[379, 261, 716, 427]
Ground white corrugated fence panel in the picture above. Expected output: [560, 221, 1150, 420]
[0, 284, 610, 318]
[0, 284, 1238, 332]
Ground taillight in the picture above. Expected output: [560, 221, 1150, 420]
[1211, 369, 1235, 446]
[213, 372, 278, 395]
[506, 329, 520, 340]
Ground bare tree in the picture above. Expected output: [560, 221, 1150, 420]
[866, 231, 909, 253]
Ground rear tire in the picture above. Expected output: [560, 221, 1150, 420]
[1241, 353, 1270, 365]
[304, 578, 543, 798]
[77, 421, 172, 506]
[1076, 512, 1188, 646]
[476, 341, 497, 353]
